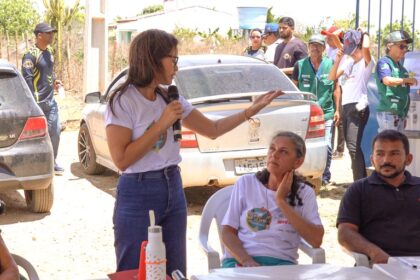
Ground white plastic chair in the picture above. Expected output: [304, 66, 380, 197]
[198, 185, 326, 271]
[12, 254, 40, 280]
[342, 249, 371, 267]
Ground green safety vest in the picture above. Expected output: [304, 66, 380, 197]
[376, 56, 410, 118]
[297, 57, 334, 120]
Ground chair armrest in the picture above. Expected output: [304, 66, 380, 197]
[351, 251, 371, 267]
[198, 234, 221, 270]
[12, 254, 40, 280]
[298, 239, 326, 264]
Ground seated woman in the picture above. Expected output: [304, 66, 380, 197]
[221, 131, 324, 267]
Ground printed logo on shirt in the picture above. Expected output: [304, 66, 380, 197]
[283, 53, 291, 61]
[381, 63, 390, 70]
[147, 121, 167, 151]
[246, 207, 272, 231]
[23, 59, 34, 69]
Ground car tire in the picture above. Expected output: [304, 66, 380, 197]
[78, 123, 106, 175]
[24, 183, 54, 213]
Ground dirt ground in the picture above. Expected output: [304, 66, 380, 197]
[0, 121, 357, 279]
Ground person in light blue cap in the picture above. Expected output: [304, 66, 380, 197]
[262, 23, 283, 63]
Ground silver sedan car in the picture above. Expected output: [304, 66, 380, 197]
[78, 55, 327, 189]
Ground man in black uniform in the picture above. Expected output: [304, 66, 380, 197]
[22, 22, 64, 174]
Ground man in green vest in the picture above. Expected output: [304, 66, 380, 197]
[376, 30, 418, 132]
[292, 34, 340, 186]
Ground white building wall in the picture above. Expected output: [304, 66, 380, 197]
[116, 7, 239, 38]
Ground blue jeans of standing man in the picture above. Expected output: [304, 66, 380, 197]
[38, 98, 61, 161]
[322, 119, 333, 183]
[342, 103, 369, 181]
[376, 111, 405, 132]
[113, 165, 187, 276]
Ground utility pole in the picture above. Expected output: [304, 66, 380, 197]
[83, 0, 108, 95]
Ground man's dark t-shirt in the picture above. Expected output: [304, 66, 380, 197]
[337, 171, 420, 256]
[273, 37, 308, 70]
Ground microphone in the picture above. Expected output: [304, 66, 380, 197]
[168, 85, 182, 142]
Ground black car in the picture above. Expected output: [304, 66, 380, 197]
[0, 60, 54, 213]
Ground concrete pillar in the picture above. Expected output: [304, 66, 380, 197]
[83, 0, 108, 95]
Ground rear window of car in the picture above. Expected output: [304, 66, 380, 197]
[0, 72, 29, 106]
[175, 64, 297, 99]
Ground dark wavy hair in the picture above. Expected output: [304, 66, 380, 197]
[108, 29, 178, 115]
[256, 131, 307, 207]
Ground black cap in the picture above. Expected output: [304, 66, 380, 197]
[385, 30, 413, 44]
[34, 22, 57, 34]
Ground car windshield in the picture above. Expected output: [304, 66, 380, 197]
[175, 64, 297, 99]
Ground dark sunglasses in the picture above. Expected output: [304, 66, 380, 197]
[397, 44, 409, 51]
[166, 55, 179, 65]
[250, 36, 261, 39]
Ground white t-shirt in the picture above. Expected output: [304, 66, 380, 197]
[265, 38, 283, 63]
[221, 174, 322, 263]
[326, 46, 338, 60]
[104, 84, 194, 173]
[340, 58, 375, 106]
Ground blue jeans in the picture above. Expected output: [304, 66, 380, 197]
[38, 98, 61, 161]
[376, 111, 405, 132]
[322, 119, 333, 182]
[113, 165, 187, 276]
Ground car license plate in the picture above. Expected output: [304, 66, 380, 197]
[234, 158, 266, 175]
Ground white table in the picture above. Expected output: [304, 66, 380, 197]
[373, 257, 420, 280]
[191, 264, 391, 280]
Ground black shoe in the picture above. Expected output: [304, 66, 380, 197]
[54, 164, 64, 175]
[332, 151, 344, 159]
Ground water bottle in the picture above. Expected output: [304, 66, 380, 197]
[58, 85, 65, 99]
[145, 210, 166, 280]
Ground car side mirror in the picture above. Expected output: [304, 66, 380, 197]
[84, 91, 101, 103]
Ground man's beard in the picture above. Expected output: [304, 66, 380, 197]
[377, 163, 405, 179]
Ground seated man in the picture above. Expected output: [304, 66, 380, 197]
[221, 131, 324, 267]
[0, 232, 19, 280]
[337, 129, 420, 264]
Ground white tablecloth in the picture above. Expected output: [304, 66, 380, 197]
[191, 264, 390, 280]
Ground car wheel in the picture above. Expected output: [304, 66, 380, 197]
[24, 182, 54, 213]
[78, 123, 106, 175]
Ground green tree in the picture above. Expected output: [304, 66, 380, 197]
[42, 0, 81, 78]
[138, 4, 163, 16]
[377, 17, 419, 47]
[0, 0, 40, 35]
[266, 7, 281, 24]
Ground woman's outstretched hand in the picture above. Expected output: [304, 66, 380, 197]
[246, 90, 284, 117]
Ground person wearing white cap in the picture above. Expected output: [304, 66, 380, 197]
[21, 22, 65, 175]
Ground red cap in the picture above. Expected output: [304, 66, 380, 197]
[321, 26, 344, 39]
